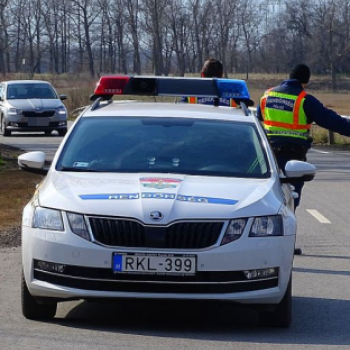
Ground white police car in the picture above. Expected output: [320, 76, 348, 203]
[19, 76, 315, 327]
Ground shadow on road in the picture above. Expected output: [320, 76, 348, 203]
[52, 296, 350, 346]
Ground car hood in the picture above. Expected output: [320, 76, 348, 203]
[38, 172, 283, 224]
[8, 99, 63, 110]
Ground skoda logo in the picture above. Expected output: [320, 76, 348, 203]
[149, 211, 163, 221]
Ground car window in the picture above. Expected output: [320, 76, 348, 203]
[56, 117, 270, 178]
[6, 83, 57, 99]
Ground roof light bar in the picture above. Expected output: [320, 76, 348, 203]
[90, 76, 253, 105]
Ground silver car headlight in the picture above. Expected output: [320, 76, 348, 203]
[8, 108, 21, 115]
[66, 212, 91, 241]
[56, 106, 67, 115]
[221, 218, 248, 245]
[33, 207, 64, 231]
[249, 215, 283, 237]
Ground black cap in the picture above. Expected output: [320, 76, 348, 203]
[289, 63, 311, 84]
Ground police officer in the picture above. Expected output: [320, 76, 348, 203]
[257, 63, 350, 254]
[182, 58, 238, 107]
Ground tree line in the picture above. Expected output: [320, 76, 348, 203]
[1, 0, 350, 89]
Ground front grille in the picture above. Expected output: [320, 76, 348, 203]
[89, 217, 224, 249]
[33, 262, 279, 294]
[23, 110, 55, 118]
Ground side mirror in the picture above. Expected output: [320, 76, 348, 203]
[280, 160, 316, 183]
[60, 94, 67, 101]
[18, 151, 48, 175]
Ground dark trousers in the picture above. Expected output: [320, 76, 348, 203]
[271, 143, 308, 209]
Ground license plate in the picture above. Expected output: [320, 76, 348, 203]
[28, 117, 49, 127]
[112, 253, 196, 275]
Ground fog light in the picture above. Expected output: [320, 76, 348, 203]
[37, 260, 66, 273]
[10, 123, 19, 127]
[243, 268, 278, 280]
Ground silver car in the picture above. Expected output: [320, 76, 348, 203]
[0, 80, 68, 136]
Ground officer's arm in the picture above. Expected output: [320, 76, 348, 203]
[304, 95, 350, 137]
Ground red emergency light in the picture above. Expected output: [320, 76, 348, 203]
[93, 75, 130, 99]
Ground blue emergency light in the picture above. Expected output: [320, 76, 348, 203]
[91, 75, 253, 106]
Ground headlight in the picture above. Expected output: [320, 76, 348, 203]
[33, 207, 64, 231]
[56, 106, 67, 115]
[249, 215, 283, 237]
[8, 108, 21, 115]
[221, 218, 248, 245]
[67, 212, 91, 241]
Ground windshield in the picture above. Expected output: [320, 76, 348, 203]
[56, 117, 270, 178]
[7, 83, 57, 100]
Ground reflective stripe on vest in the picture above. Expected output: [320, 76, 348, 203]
[260, 89, 311, 140]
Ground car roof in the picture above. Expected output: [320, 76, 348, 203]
[4, 80, 52, 85]
[82, 101, 256, 124]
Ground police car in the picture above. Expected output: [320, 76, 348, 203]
[19, 76, 316, 327]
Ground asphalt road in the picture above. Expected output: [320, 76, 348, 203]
[1, 132, 350, 349]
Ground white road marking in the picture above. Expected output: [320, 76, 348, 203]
[306, 209, 331, 224]
[310, 149, 329, 154]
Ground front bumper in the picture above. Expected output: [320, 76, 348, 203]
[6, 113, 67, 132]
[22, 225, 295, 305]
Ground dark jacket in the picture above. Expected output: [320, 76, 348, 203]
[257, 79, 350, 146]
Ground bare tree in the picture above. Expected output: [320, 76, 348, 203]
[125, 0, 142, 74]
[238, 0, 263, 79]
[0, 0, 10, 74]
[142, 0, 168, 75]
[43, 0, 61, 73]
[165, 0, 189, 76]
[71, 0, 102, 77]
[212, 0, 239, 77]
[285, 0, 312, 67]
[189, 0, 212, 72]
[111, 0, 129, 74]
[308, 0, 350, 90]
[15, 0, 46, 76]
[1, 0, 350, 83]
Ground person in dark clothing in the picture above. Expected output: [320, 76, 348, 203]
[257, 63, 350, 254]
[201, 58, 224, 78]
[181, 58, 238, 107]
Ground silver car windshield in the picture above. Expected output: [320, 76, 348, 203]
[56, 117, 270, 178]
[7, 83, 57, 99]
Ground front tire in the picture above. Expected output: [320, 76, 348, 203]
[258, 277, 292, 328]
[58, 127, 67, 136]
[1, 116, 11, 136]
[21, 271, 57, 320]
